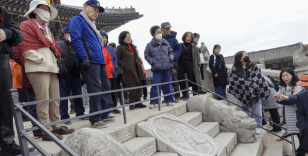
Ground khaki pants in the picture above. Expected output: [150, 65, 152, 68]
[27, 73, 61, 132]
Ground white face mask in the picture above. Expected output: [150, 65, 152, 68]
[34, 8, 51, 22]
[155, 33, 162, 42]
[68, 36, 71, 42]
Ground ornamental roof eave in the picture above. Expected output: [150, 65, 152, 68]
[224, 42, 303, 64]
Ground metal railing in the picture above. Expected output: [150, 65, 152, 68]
[10, 74, 295, 156]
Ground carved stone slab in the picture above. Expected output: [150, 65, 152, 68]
[187, 95, 257, 143]
[137, 113, 225, 156]
[59, 128, 133, 156]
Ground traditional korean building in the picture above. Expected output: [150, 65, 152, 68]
[0, 0, 143, 39]
[224, 42, 304, 70]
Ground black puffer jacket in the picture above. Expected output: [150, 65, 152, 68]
[0, 6, 24, 54]
[56, 39, 80, 79]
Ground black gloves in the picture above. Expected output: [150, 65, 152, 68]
[81, 59, 90, 70]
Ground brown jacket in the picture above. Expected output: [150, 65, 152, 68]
[116, 44, 144, 84]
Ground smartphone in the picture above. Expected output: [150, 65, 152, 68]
[275, 95, 282, 100]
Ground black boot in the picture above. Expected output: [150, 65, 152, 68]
[135, 103, 147, 108]
[129, 105, 135, 110]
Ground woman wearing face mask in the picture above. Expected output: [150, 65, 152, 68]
[276, 67, 303, 143]
[178, 32, 202, 99]
[18, 0, 75, 141]
[116, 31, 147, 110]
[144, 25, 175, 109]
[209, 44, 228, 100]
[229, 51, 270, 135]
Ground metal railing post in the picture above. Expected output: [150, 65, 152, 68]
[10, 89, 30, 156]
[120, 82, 127, 124]
[157, 85, 161, 111]
[185, 73, 190, 99]
[291, 134, 296, 156]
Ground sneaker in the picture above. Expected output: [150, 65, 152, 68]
[175, 98, 180, 103]
[149, 105, 155, 109]
[255, 128, 261, 135]
[102, 118, 116, 124]
[91, 121, 107, 129]
[180, 96, 188, 100]
[129, 105, 135, 110]
[108, 112, 115, 118]
[33, 130, 42, 139]
[42, 131, 63, 141]
[135, 103, 147, 108]
[53, 126, 75, 135]
[166, 103, 174, 106]
[278, 132, 290, 141]
[113, 109, 121, 114]
[70, 110, 76, 114]
[162, 100, 165, 103]
[198, 91, 207, 94]
[143, 96, 147, 100]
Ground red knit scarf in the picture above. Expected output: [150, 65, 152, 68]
[128, 44, 135, 54]
[18, 19, 62, 62]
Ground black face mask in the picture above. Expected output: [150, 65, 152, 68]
[243, 56, 249, 62]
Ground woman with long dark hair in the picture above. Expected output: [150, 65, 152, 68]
[116, 31, 146, 110]
[276, 67, 303, 144]
[208, 44, 228, 99]
[229, 51, 270, 135]
[178, 32, 202, 99]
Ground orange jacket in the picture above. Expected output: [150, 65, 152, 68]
[10, 60, 23, 89]
[103, 47, 114, 78]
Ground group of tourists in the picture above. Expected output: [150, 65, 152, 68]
[0, 0, 307, 155]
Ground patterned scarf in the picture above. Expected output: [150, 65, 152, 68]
[229, 64, 270, 106]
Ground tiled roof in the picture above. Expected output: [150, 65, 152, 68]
[224, 42, 303, 64]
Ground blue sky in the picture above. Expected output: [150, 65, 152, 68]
[61, 0, 308, 69]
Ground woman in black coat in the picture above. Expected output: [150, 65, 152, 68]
[209, 44, 228, 100]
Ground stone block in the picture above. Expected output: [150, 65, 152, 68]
[219, 100, 229, 106]
[196, 122, 220, 138]
[152, 152, 179, 156]
[137, 113, 225, 156]
[108, 102, 187, 143]
[123, 137, 156, 156]
[59, 128, 133, 156]
[230, 138, 264, 156]
[214, 132, 238, 155]
[187, 95, 257, 143]
[228, 104, 239, 111]
[178, 112, 202, 127]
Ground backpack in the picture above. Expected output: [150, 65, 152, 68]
[206, 54, 216, 72]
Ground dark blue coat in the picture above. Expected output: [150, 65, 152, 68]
[144, 38, 174, 71]
[69, 14, 105, 65]
[286, 90, 308, 151]
[101, 31, 118, 77]
[162, 31, 181, 68]
[209, 54, 228, 87]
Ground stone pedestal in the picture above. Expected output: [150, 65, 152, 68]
[295, 66, 308, 78]
[200, 62, 215, 92]
[293, 45, 308, 77]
